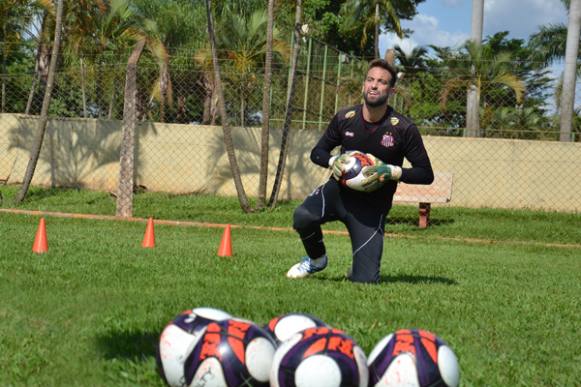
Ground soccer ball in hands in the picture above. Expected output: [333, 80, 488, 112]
[270, 326, 369, 387]
[337, 151, 381, 192]
[264, 312, 329, 344]
[367, 329, 460, 387]
[181, 318, 276, 386]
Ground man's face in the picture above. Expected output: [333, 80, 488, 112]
[363, 66, 392, 108]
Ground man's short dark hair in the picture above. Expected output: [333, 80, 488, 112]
[367, 59, 398, 87]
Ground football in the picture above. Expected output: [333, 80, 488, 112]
[367, 329, 460, 387]
[156, 307, 231, 387]
[182, 318, 276, 386]
[264, 312, 329, 344]
[270, 326, 369, 387]
[337, 150, 381, 192]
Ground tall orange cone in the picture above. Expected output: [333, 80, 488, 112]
[32, 217, 48, 254]
[217, 224, 232, 257]
[142, 217, 155, 248]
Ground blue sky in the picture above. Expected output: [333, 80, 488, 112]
[379, 0, 569, 53]
[379, 0, 578, 109]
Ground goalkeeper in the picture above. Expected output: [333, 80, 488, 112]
[287, 58, 434, 284]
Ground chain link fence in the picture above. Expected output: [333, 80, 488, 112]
[1, 38, 580, 213]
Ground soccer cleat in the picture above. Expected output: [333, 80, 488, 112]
[286, 256, 328, 279]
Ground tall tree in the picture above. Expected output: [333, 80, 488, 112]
[15, 0, 63, 203]
[257, 0, 274, 209]
[559, 0, 581, 141]
[439, 41, 526, 137]
[465, 0, 484, 137]
[114, 0, 170, 217]
[341, 0, 403, 58]
[204, 0, 250, 212]
[269, 0, 303, 208]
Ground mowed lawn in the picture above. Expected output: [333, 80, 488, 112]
[0, 189, 580, 386]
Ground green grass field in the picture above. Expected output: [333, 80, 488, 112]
[1, 186, 580, 386]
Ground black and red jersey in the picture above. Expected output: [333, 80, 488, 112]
[310, 104, 434, 209]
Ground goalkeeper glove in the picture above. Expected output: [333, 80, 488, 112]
[360, 164, 402, 191]
[329, 154, 351, 180]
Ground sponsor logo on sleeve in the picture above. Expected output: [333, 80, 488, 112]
[390, 117, 400, 126]
[345, 110, 356, 119]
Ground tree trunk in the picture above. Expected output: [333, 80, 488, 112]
[269, 0, 302, 208]
[257, 0, 274, 209]
[80, 58, 87, 118]
[465, 0, 484, 137]
[205, 0, 250, 212]
[374, 3, 380, 59]
[559, 0, 581, 142]
[15, 0, 63, 204]
[25, 12, 51, 116]
[116, 39, 145, 217]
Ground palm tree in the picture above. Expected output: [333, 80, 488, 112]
[341, 0, 404, 59]
[0, 0, 37, 112]
[113, 0, 170, 217]
[257, 0, 274, 209]
[15, 0, 63, 204]
[439, 41, 526, 137]
[394, 45, 428, 78]
[215, 6, 289, 127]
[466, 0, 484, 137]
[529, 0, 580, 141]
[269, 0, 303, 208]
[559, 0, 580, 141]
[204, 0, 250, 212]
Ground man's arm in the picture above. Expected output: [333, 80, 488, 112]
[399, 124, 434, 185]
[310, 114, 342, 168]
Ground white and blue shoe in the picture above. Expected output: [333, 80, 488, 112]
[286, 256, 328, 279]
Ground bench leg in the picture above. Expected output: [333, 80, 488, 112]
[418, 202, 431, 228]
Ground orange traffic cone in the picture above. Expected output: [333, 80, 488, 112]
[142, 217, 155, 248]
[32, 217, 48, 254]
[217, 224, 232, 257]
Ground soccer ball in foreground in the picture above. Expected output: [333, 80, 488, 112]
[337, 151, 380, 192]
[270, 327, 369, 387]
[367, 329, 460, 387]
[183, 318, 276, 386]
[156, 307, 231, 387]
[264, 312, 329, 344]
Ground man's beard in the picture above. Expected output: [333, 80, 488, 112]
[363, 91, 389, 107]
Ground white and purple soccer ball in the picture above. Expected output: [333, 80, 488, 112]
[367, 329, 460, 387]
[337, 151, 380, 192]
[270, 326, 369, 387]
[182, 317, 276, 386]
[156, 307, 231, 387]
[264, 312, 329, 344]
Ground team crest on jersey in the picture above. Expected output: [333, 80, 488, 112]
[381, 132, 395, 148]
[390, 117, 400, 126]
[345, 131, 354, 137]
[345, 110, 356, 119]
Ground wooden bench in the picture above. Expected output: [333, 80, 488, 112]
[393, 171, 453, 228]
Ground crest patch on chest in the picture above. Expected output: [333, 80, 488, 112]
[381, 133, 395, 147]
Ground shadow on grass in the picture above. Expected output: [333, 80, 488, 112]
[321, 273, 458, 285]
[387, 216, 455, 227]
[380, 273, 458, 285]
[95, 330, 159, 360]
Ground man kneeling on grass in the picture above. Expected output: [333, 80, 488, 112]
[287, 59, 434, 284]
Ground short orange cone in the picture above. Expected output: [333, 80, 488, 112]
[32, 217, 48, 254]
[142, 217, 156, 248]
[217, 224, 232, 257]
